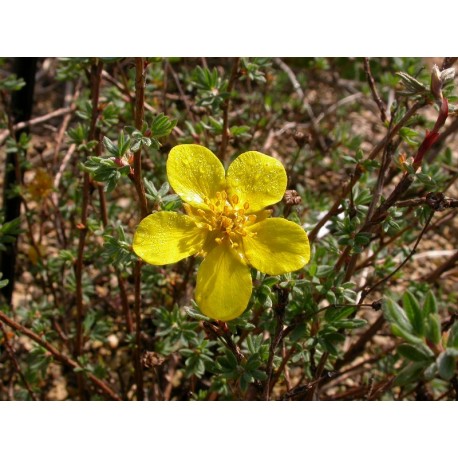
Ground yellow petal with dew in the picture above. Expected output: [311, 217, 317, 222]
[195, 243, 252, 321]
[167, 144, 226, 209]
[243, 218, 310, 275]
[226, 151, 287, 212]
[133, 211, 206, 265]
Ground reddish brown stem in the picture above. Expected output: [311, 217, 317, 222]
[363, 57, 387, 123]
[132, 57, 148, 400]
[74, 59, 103, 361]
[133, 57, 149, 219]
[308, 100, 425, 242]
[220, 57, 240, 161]
[0, 321, 38, 400]
[0, 310, 120, 400]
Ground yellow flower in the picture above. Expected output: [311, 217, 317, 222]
[24, 168, 54, 202]
[133, 144, 310, 321]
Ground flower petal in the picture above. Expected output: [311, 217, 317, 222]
[167, 144, 226, 209]
[226, 151, 287, 212]
[243, 218, 310, 275]
[195, 243, 252, 321]
[133, 211, 205, 265]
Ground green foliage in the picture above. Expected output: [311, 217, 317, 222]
[0, 57, 456, 401]
[383, 292, 458, 386]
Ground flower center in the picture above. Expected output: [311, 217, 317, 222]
[187, 191, 257, 249]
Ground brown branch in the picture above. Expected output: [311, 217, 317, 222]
[0, 321, 38, 400]
[274, 57, 327, 151]
[308, 100, 425, 242]
[133, 260, 144, 401]
[359, 210, 434, 303]
[440, 57, 458, 71]
[396, 193, 458, 210]
[132, 57, 148, 401]
[263, 289, 287, 400]
[165, 59, 195, 123]
[220, 57, 240, 160]
[53, 81, 81, 166]
[334, 314, 385, 371]
[133, 58, 149, 219]
[0, 106, 75, 146]
[363, 57, 387, 123]
[423, 249, 458, 282]
[0, 311, 120, 400]
[74, 60, 103, 363]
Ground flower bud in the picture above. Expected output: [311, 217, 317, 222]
[284, 190, 302, 206]
[430, 64, 443, 101]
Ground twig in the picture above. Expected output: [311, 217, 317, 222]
[334, 315, 385, 371]
[133, 58, 149, 220]
[132, 57, 148, 401]
[363, 57, 387, 123]
[308, 100, 425, 242]
[263, 288, 288, 400]
[274, 57, 327, 151]
[52, 80, 80, 166]
[440, 57, 458, 71]
[53, 144, 76, 195]
[359, 210, 434, 302]
[423, 249, 458, 282]
[0, 310, 120, 400]
[133, 260, 144, 400]
[220, 57, 240, 160]
[202, 321, 245, 364]
[74, 59, 103, 365]
[314, 93, 363, 125]
[396, 194, 458, 210]
[0, 106, 75, 146]
[0, 321, 38, 400]
[165, 59, 195, 123]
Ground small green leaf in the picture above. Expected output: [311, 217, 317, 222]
[394, 362, 426, 386]
[383, 299, 412, 332]
[423, 290, 438, 316]
[402, 291, 424, 336]
[425, 314, 441, 345]
[436, 352, 456, 380]
[391, 323, 424, 345]
[447, 322, 458, 348]
[333, 319, 367, 329]
[324, 306, 356, 322]
[103, 136, 118, 156]
[398, 343, 433, 362]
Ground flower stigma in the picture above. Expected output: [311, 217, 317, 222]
[184, 191, 258, 256]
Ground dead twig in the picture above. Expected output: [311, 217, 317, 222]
[220, 57, 240, 160]
[363, 57, 387, 123]
[0, 106, 75, 146]
[0, 310, 120, 400]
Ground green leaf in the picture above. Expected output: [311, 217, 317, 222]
[324, 306, 356, 322]
[447, 322, 458, 348]
[425, 314, 441, 345]
[103, 136, 118, 156]
[150, 113, 177, 138]
[402, 291, 424, 336]
[315, 265, 334, 278]
[398, 343, 433, 362]
[383, 299, 412, 332]
[391, 323, 424, 345]
[394, 362, 426, 386]
[424, 362, 438, 381]
[333, 319, 367, 329]
[423, 290, 438, 316]
[436, 352, 456, 380]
